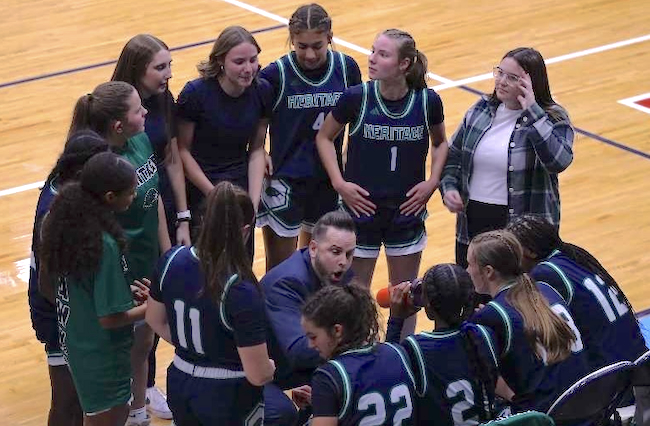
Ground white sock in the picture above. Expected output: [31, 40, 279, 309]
[129, 407, 147, 420]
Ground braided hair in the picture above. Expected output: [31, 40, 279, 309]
[506, 214, 636, 316]
[45, 130, 109, 184]
[422, 264, 497, 421]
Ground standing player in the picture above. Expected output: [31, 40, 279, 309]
[261, 210, 356, 425]
[387, 264, 499, 425]
[177, 26, 269, 237]
[146, 182, 275, 425]
[506, 215, 649, 426]
[29, 130, 108, 426]
[303, 284, 417, 426]
[256, 3, 362, 271]
[468, 230, 588, 413]
[112, 34, 191, 421]
[67, 81, 167, 426]
[316, 28, 448, 337]
[39, 152, 148, 426]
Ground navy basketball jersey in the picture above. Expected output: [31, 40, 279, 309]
[311, 342, 417, 425]
[470, 283, 588, 413]
[267, 50, 351, 179]
[151, 246, 266, 369]
[532, 250, 647, 368]
[402, 324, 499, 426]
[28, 180, 58, 345]
[346, 81, 430, 201]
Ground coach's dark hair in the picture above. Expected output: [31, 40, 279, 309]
[311, 210, 356, 242]
[45, 130, 109, 184]
[422, 264, 497, 420]
[470, 230, 575, 364]
[68, 81, 136, 139]
[112, 34, 174, 150]
[302, 282, 379, 358]
[198, 26, 261, 80]
[39, 152, 135, 295]
[381, 29, 428, 90]
[506, 215, 636, 316]
[197, 181, 257, 305]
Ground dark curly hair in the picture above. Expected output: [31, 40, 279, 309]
[39, 152, 135, 292]
[302, 283, 379, 359]
[44, 130, 109, 184]
[422, 263, 497, 421]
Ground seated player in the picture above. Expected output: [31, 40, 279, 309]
[468, 230, 589, 413]
[146, 182, 274, 425]
[304, 284, 418, 425]
[387, 263, 499, 425]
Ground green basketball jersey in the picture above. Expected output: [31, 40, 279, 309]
[56, 233, 134, 412]
[115, 132, 160, 282]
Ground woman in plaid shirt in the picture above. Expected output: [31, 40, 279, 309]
[441, 47, 574, 267]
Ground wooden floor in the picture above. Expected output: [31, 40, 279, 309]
[1, 0, 649, 423]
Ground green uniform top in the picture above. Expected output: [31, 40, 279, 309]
[57, 232, 135, 368]
[115, 132, 160, 282]
[56, 232, 135, 413]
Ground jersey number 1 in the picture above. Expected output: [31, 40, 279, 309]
[390, 146, 398, 172]
[173, 300, 204, 354]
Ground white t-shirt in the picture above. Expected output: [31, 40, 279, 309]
[468, 104, 522, 205]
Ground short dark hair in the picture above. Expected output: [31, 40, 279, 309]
[311, 210, 355, 241]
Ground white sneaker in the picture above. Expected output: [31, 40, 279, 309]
[125, 412, 151, 426]
[146, 386, 173, 420]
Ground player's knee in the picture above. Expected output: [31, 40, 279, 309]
[263, 384, 298, 426]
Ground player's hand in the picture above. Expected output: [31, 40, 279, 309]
[131, 278, 151, 304]
[474, 303, 485, 313]
[292, 385, 312, 409]
[517, 73, 535, 110]
[176, 222, 191, 247]
[265, 152, 273, 176]
[443, 190, 464, 213]
[400, 180, 438, 216]
[389, 282, 420, 319]
[335, 180, 376, 217]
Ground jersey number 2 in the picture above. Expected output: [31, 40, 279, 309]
[358, 384, 412, 425]
[173, 300, 204, 354]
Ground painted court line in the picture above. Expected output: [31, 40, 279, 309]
[619, 92, 650, 115]
[0, 24, 285, 90]
[432, 33, 650, 91]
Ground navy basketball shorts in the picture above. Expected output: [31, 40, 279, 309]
[344, 202, 428, 259]
[257, 177, 339, 238]
[167, 363, 263, 426]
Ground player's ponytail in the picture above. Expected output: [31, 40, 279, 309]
[471, 230, 575, 364]
[68, 81, 135, 139]
[196, 181, 257, 306]
[302, 283, 380, 359]
[382, 29, 428, 90]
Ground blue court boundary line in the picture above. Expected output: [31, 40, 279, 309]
[458, 85, 650, 161]
[0, 23, 286, 90]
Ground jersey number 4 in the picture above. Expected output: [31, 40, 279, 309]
[173, 300, 204, 355]
[312, 112, 326, 130]
[358, 384, 413, 425]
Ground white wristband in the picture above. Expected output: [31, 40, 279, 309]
[176, 210, 191, 220]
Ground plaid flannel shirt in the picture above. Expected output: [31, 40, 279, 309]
[441, 95, 574, 244]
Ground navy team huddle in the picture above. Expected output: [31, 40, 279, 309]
[27, 2, 649, 426]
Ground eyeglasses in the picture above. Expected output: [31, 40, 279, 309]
[493, 67, 521, 85]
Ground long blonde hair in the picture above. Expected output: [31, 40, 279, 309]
[471, 230, 575, 364]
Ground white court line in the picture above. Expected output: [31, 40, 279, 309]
[618, 92, 650, 115]
[1, 3, 649, 198]
[433, 33, 650, 91]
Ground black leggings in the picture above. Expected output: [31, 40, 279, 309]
[455, 200, 508, 268]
